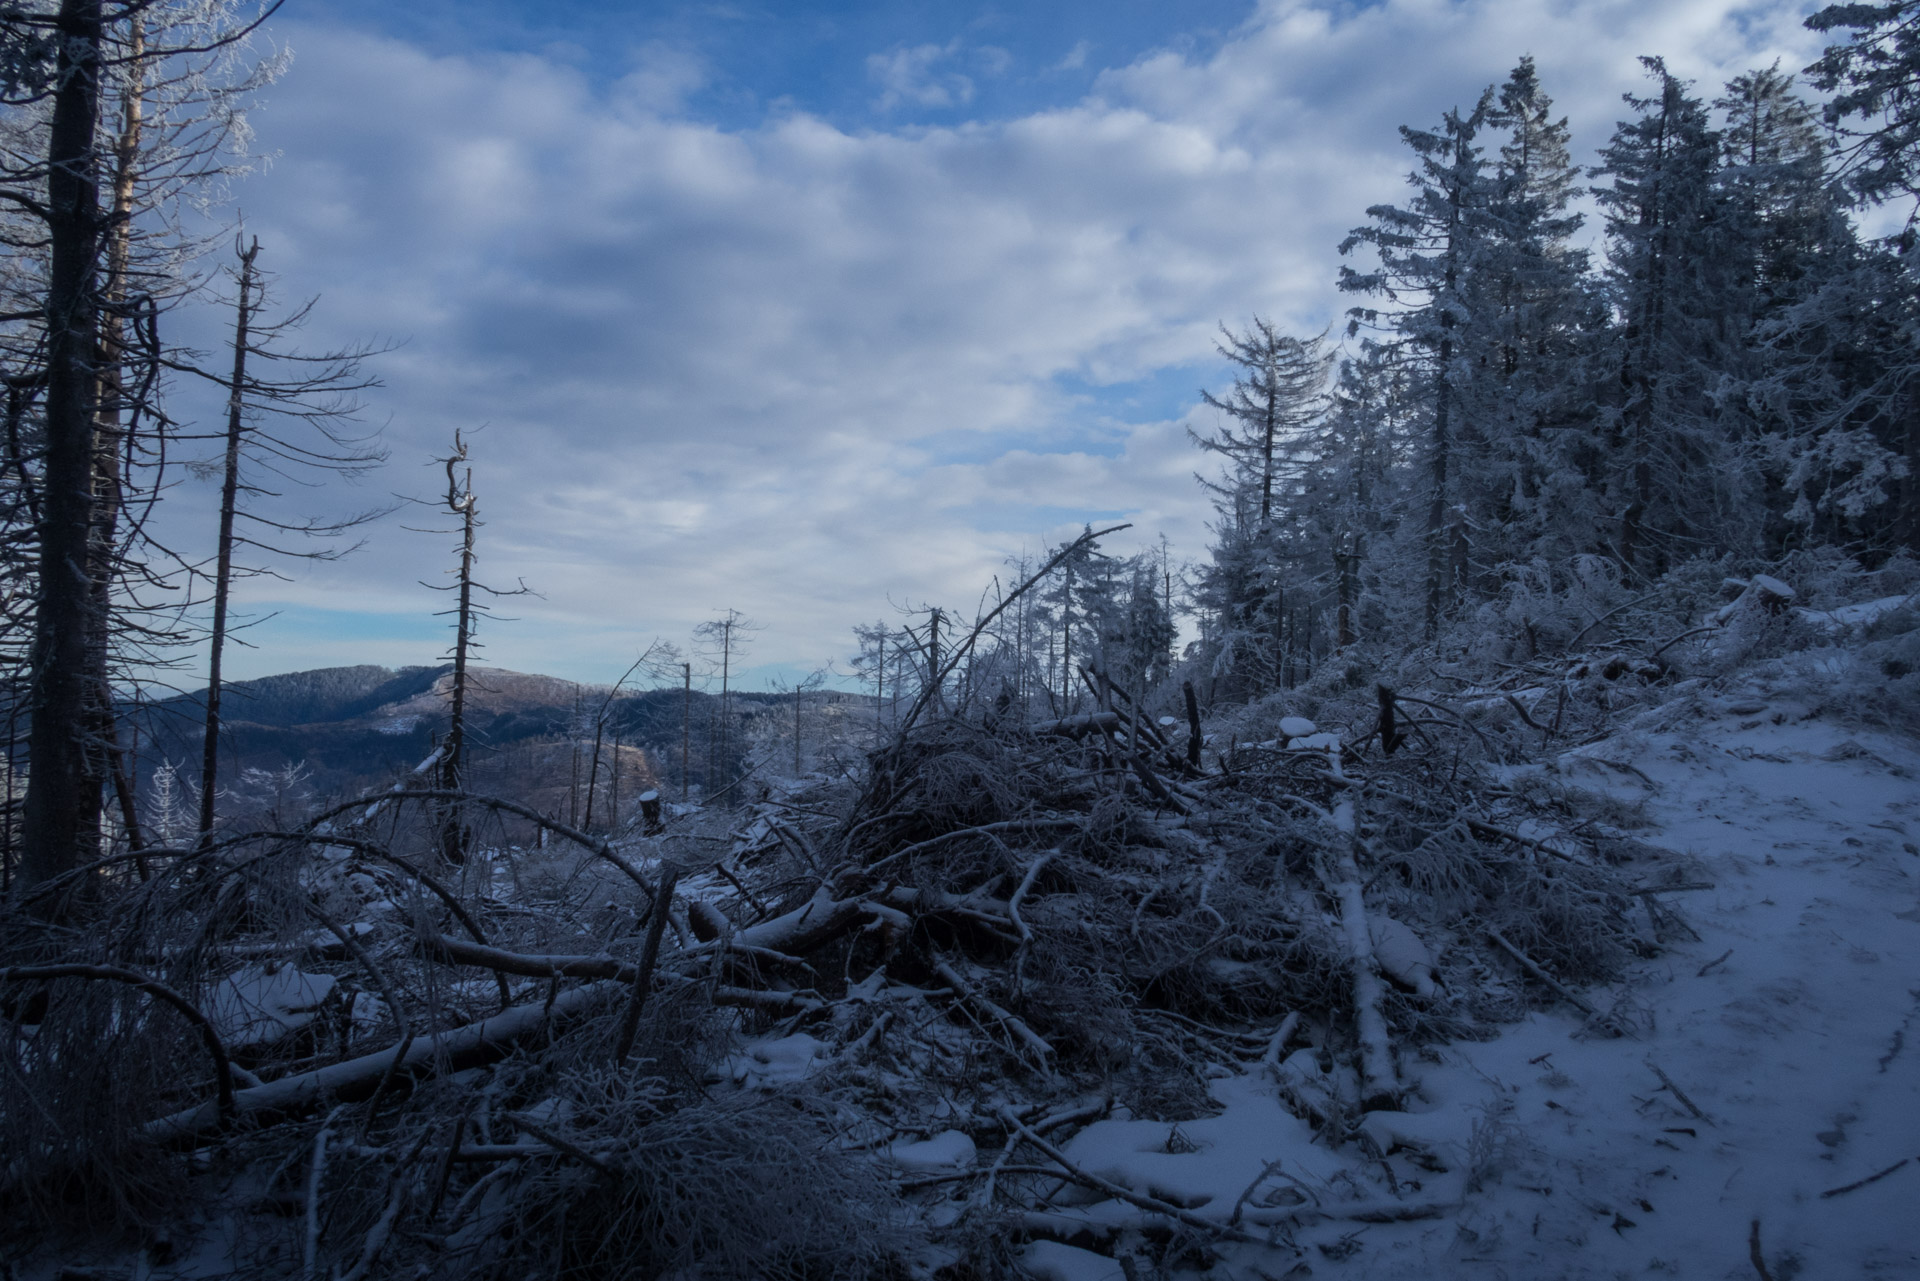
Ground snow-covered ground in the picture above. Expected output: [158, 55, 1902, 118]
[1022, 684, 1920, 1281]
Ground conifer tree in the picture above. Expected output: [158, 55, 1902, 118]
[1471, 58, 1602, 570]
[1340, 91, 1497, 632]
[1593, 59, 1753, 573]
[1807, 0, 1920, 214]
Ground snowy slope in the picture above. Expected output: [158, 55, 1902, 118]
[1282, 692, 1919, 1279]
[1018, 690, 1920, 1281]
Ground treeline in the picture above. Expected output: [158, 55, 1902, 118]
[840, 11, 1920, 722]
[847, 538, 1178, 731]
[1185, 18, 1918, 695]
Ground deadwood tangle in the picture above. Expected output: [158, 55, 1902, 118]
[1, 4, 1918, 1280]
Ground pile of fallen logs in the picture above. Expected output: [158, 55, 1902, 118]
[0, 663, 1687, 1278]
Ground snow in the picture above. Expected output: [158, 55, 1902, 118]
[204, 964, 335, 1048]
[1021, 1240, 1129, 1281]
[1290, 700, 1918, 1277]
[1008, 699, 1920, 1278]
[886, 1130, 977, 1171]
[349, 991, 388, 1029]
[1279, 716, 1319, 739]
[1795, 592, 1915, 633]
[1056, 1073, 1353, 1220]
[722, 1032, 832, 1088]
[1368, 916, 1436, 998]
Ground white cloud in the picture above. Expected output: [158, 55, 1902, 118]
[187, 0, 1832, 683]
[867, 42, 976, 110]
[616, 40, 709, 115]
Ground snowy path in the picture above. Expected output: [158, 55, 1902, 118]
[1023, 698, 1920, 1281]
[1319, 698, 1920, 1280]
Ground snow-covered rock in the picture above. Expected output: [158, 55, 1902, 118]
[1278, 716, 1318, 738]
[1714, 573, 1798, 624]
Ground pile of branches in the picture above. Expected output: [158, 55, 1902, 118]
[0, 658, 1693, 1278]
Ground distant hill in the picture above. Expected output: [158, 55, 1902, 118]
[128, 664, 762, 804]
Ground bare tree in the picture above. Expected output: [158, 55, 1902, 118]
[581, 640, 680, 831]
[0, 0, 284, 888]
[692, 609, 760, 799]
[192, 238, 385, 846]
[17, 0, 115, 889]
[766, 665, 828, 778]
[423, 431, 527, 861]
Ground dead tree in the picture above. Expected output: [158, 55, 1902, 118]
[582, 641, 679, 831]
[19, 0, 111, 890]
[680, 661, 691, 801]
[194, 237, 257, 847]
[693, 609, 759, 800]
[5, 0, 288, 888]
[189, 240, 385, 847]
[425, 432, 526, 861]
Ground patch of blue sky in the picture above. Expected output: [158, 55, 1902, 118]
[906, 363, 1221, 468]
[1052, 360, 1225, 424]
[286, 0, 1260, 129]
[213, 604, 453, 681]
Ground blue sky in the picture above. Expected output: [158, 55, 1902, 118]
[162, 0, 1833, 692]
[287, 0, 1259, 126]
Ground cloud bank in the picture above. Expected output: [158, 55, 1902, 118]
[188, 0, 1828, 684]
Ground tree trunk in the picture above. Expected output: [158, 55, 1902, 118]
[582, 715, 604, 831]
[1336, 539, 1359, 648]
[926, 608, 941, 710]
[91, 19, 145, 854]
[198, 241, 259, 846]
[438, 447, 476, 862]
[1426, 340, 1453, 636]
[22, 0, 108, 890]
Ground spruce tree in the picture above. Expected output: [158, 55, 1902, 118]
[1340, 91, 1497, 632]
[1593, 59, 1754, 573]
[1471, 58, 1603, 571]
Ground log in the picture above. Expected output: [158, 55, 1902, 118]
[1029, 712, 1122, 740]
[416, 934, 822, 1014]
[688, 899, 731, 942]
[1321, 800, 1399, 1109]
[144, 982, 618, 1145]
[1128, 754, 1191, 815]
[735, 888, 873, 953]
